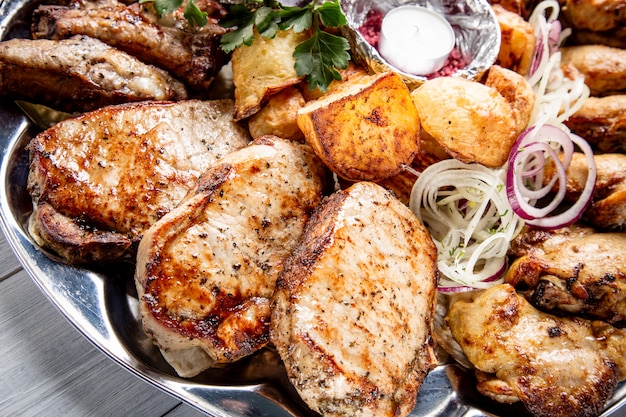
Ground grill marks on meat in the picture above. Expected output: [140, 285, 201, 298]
[506, 224, 626, 324]
[32, 0, 229, 92]
[270, 182, 438, 417]
[135, 137, 328, 378]
[445, 284, 626, 417]
[565, 96, 626, 153]
[27, 99, 250, 264]
[0, 36, 188, 113]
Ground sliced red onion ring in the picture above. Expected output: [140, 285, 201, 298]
[505, 124, 596, 229]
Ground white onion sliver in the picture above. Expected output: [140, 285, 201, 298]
[409, 160, 521, 290]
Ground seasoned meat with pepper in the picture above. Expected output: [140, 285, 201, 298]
[506, 224, 626, 324]
[27, 99, 250, 264]
[565, 95, 626, 153]
[32, 0, 229, 92]
[0, 36, 187, 112]
[135, 137, 328, 378]
[271, 181, 438, 417]
[444, 283, 626, 417]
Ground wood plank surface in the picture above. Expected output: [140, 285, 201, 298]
[0, 230, 206, 417]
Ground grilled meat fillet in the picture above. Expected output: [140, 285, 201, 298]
[135, 137, 328, 378]
[545, 152, 626, 230]
[444, 284, 626, 417]
[32, 0, 228, 92]
[27, 99, 250, 264]
[270, 181, 439, 417]
[506, 224, 626, 324]
[560, 45, 626, 96]
[560, 0, 626, 32]
[0, 36, 187, 112]
[565, 95, 626, 153]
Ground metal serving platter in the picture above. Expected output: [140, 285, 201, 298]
[1, 1, 625, 416]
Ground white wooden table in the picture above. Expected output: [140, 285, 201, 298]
[0, 229, 207, 417]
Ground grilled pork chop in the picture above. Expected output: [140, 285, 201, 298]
[270, 181, 439, 417]
[0, 36, 187, 112]
[27, 99, 250, 264]
[506, 224, 626, 324]
[32, 0, 229, 92]
[135, 137, 328, 378]
[444, 284, 626, 417]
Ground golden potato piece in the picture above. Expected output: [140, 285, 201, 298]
[248, 87, 305, 141]
[299, 61, 370, 102]
[297, 71, 420, 182]
[232, 28, 310, 121]
[484, 65, 536, 135]
[410, 77, 517, 168]
[492, 4, 536, 76]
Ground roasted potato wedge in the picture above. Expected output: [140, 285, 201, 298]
[299, 61, 369, 102]
[492, 4, 535, 76]
[248, 86, 305, 141]
[297, 71, 420, 182]
[232, 28, 310, 120]
[484, 65, 535, 135]
[410, 77, 517, 168]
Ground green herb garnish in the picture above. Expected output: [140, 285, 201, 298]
[140, 0, 208, 26]
[222, 0, 350, 92]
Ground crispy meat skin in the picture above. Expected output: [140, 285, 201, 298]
[565, 96, 626, 153]
[560, 0, 626, 32]
[135, 137, 328, 378]
[27, 100, 250, 264]
[271, 182, 438, 417]
[506, 224, 626, 324]
[546, 152, 626, 231]
[0, 36, 187, 112]
[560, 45, 626, 96]
[446, 284, 626, 417]
[32, 0, 228, 92]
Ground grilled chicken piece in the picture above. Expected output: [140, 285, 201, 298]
[565, 95, 626, 153]
[505, 224, 626, 324]
[560, 0, 626, 32]
[0, 36, 187, 113]
[560, 45, 626, 96]
[569, 27, 626, 49]
[271, 181, 439, 417]
[546, 152, 626, 230]
[444, 284, 626, 417]
[135, 137, 327, 378]
[27, 99, 250, 264]
[32, 0, 229, 92]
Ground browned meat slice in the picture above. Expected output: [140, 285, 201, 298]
[270, 181, 438, 417]
[505, 224, 626, 324]
[560, 45, 626, 96]
[444, 284, 626, 417]
[565, 95, 626, 153]
[0, 36, 187, 112]
[32, 0, 229, 92]
[27, 99, 250, 264]
[569, 27, 626, 49]
[547, 152, 626, 230]
[560, 0, 626, 32]
[135, 137, 328, 377]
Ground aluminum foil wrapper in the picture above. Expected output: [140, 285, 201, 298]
[340, 0, 501, 90]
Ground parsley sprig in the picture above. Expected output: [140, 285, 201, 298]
[220, 0, 350, 92]
[139, 0, 351, 92]
[140, 0, 208, 27]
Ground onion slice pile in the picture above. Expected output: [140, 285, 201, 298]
[409, 160, 522, 291]
[506, 124, 596, 229]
